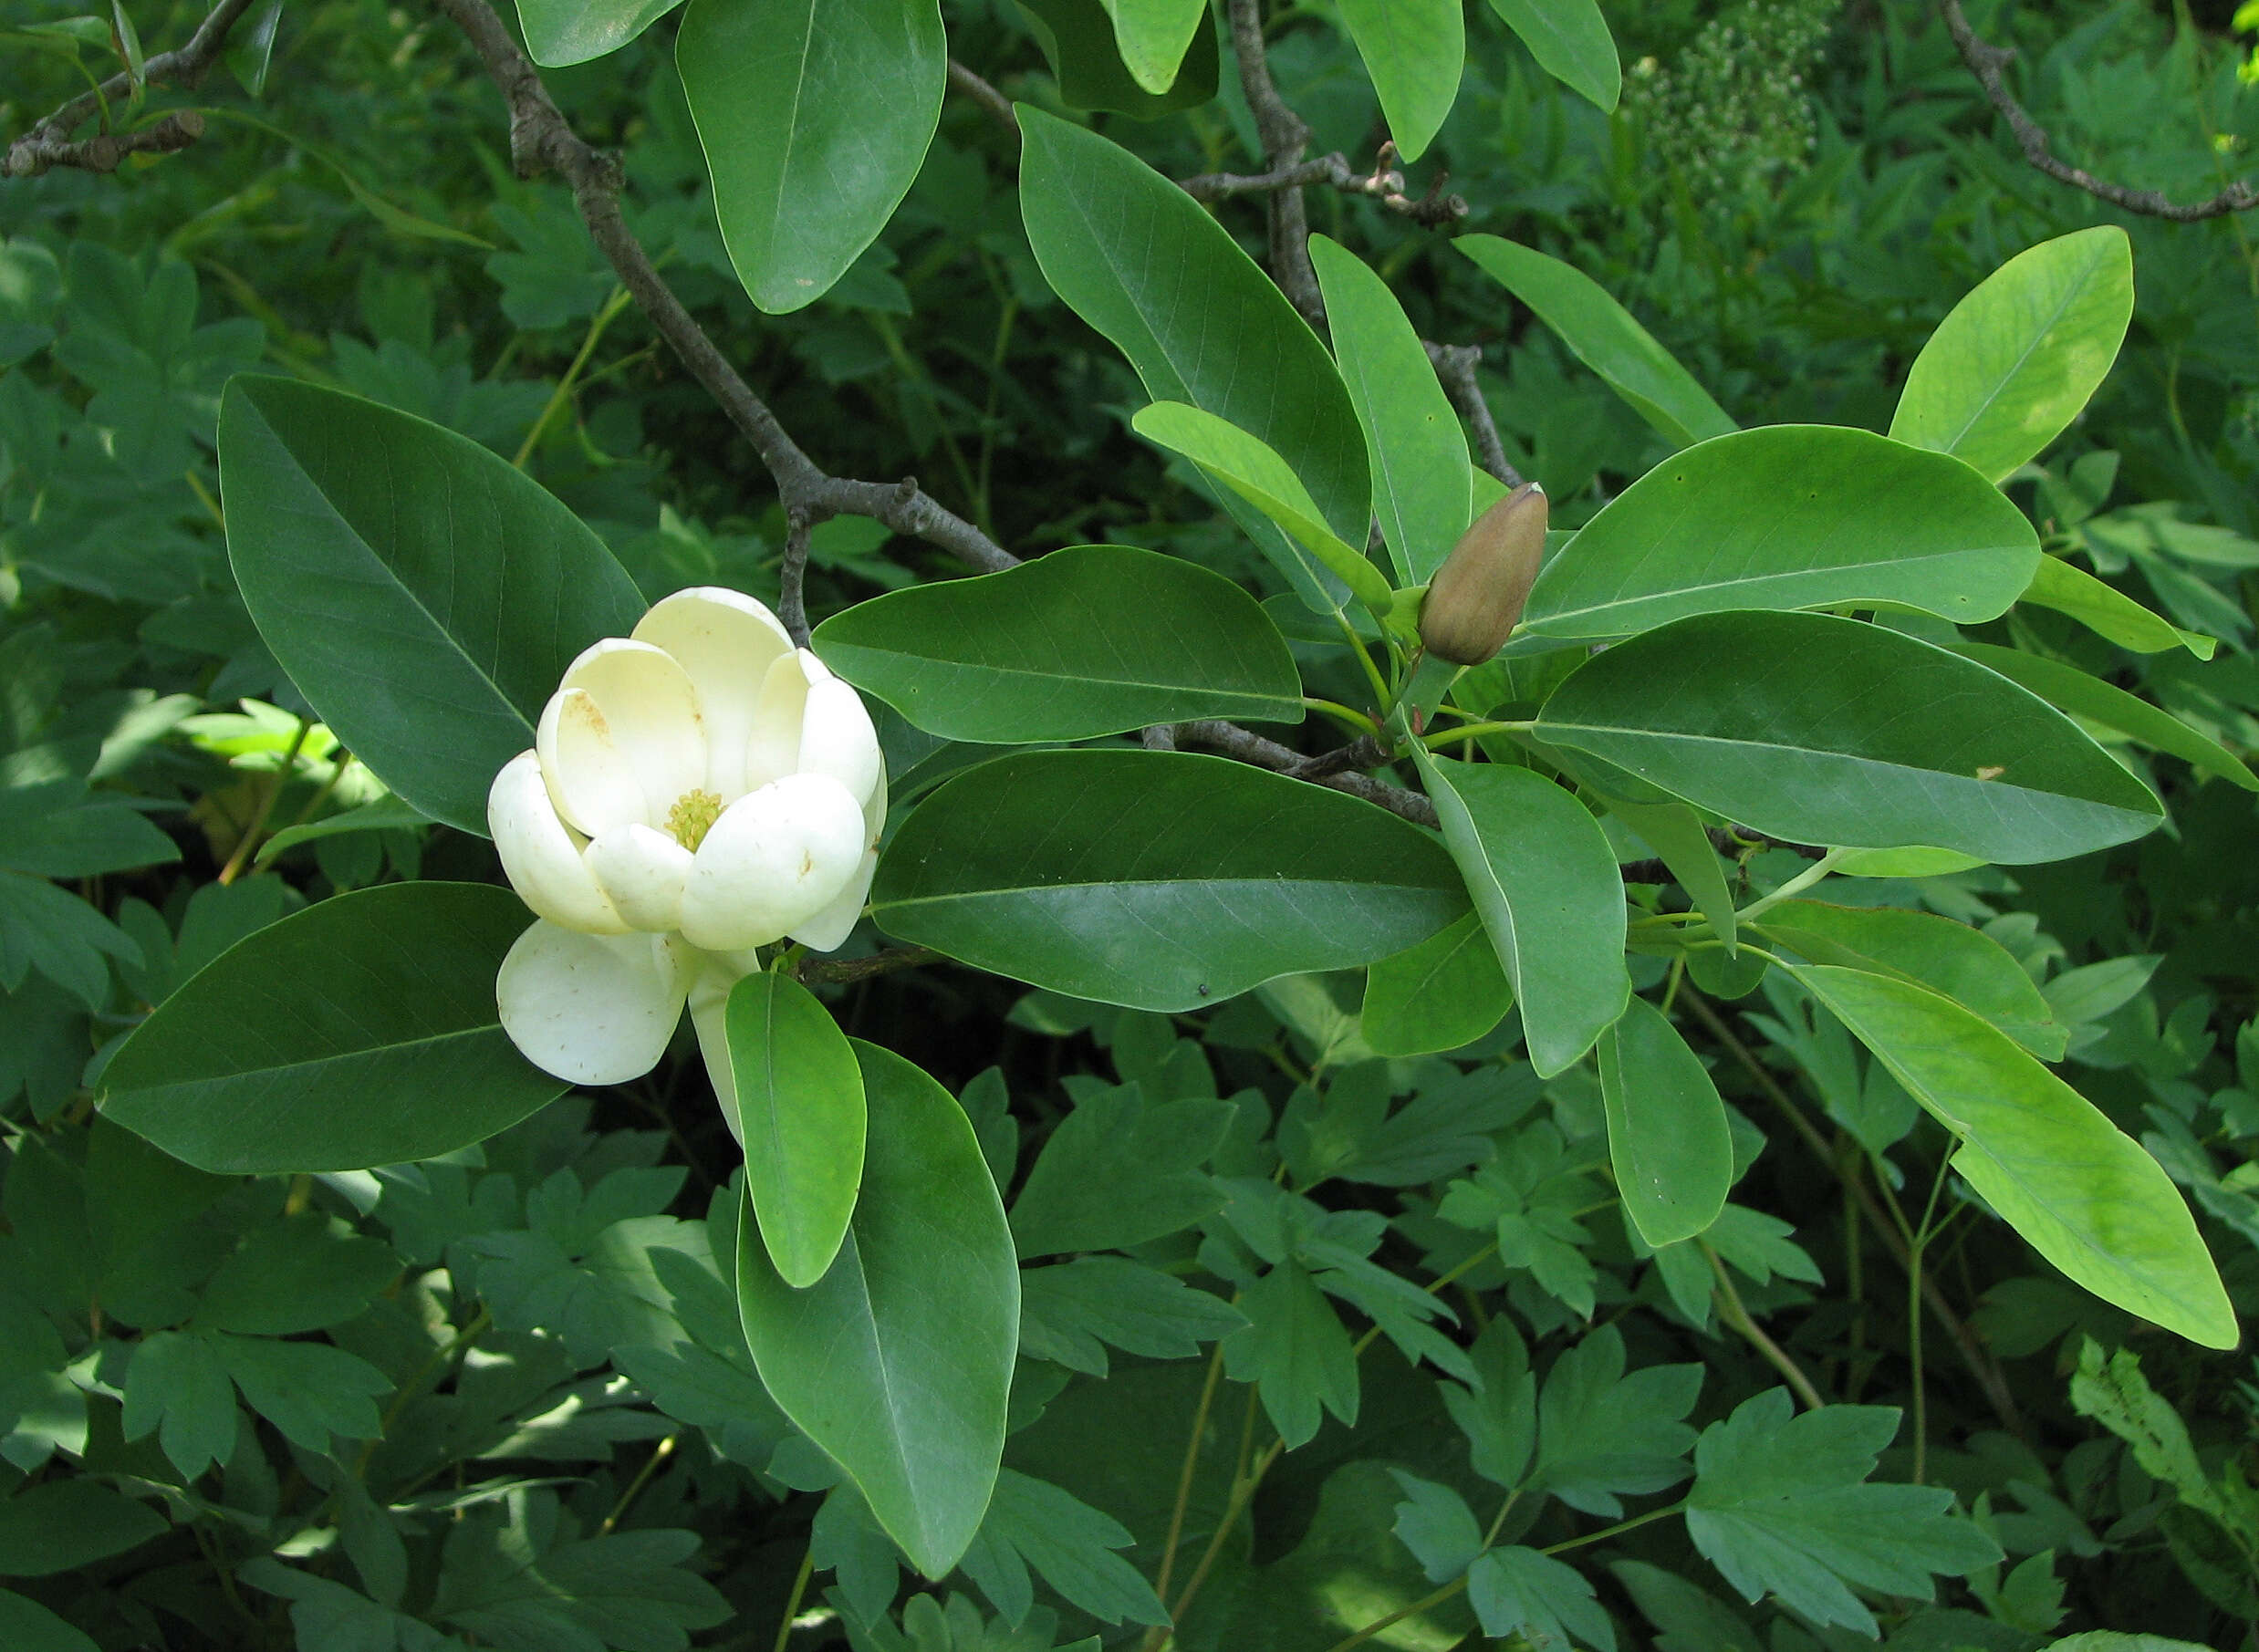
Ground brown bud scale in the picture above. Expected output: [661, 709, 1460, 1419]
[1419, 483, 1547, 666]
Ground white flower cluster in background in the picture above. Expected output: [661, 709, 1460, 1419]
[487, 587, 885, 1109]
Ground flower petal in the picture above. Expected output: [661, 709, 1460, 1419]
[790, 768, 886, 952]
[687, 959, 749, 1145]
[799, 656, 884, 811]
[742, 649, 812, 794]
[633, 588, 795, 801]
[678, 773, 867, 951]
[488, 751, 627, 933]
[586, 822, 692, 933]
[496, 922, 691, 1086]
[538, 639, 708, 836]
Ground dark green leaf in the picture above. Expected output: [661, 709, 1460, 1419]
[432, 1491, 730, 1649]
[724, 971, 865, 1289]
[737, 1043, 1017, 1577]
[1948, 640, 2255, 793]
[871, 751, 1467, 1012]
[1534, 1325, 1701, 1516]
[1470, 1545, 1619, 1651]
[0, 1481, 166, 1577]
[1361, 912, 1514, 1057]
[120, 1329, 237, 1480]
[961, 1470, 1169, 1626]
[1220, 1260, 1358, 1449]
[1390, 1471, 1484, 1580]
[197, 1211, 399, 1334]
[814, 545, 1303, 741]
[212, 1334, 391, 1449]
[217, 377, 645, 834]
[0, 1591, 96, 1652]
[101, 883, 566, 1174]
[1017, 0, 1218, 117]
[1010, 1085, 1232, 1257]
[1535, 610, 2164, 863]
[1017, 1257, 1244, 1375]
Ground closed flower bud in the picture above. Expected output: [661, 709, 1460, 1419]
[1419, 483, 1547, 666]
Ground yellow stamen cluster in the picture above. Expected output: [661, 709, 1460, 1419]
[666, 787, 724, 852]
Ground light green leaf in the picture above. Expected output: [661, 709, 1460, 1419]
[1523, 426, 2038, 639]
[1754, 899, 2065, 1059]
[1600, 997, 1732, 1248]
[515, 0, 682, 65]
[737, 1042, 1018, 1578]
[1484, 0, 1619, 109]
[217, 377, 645, 836]
[1687, 1390, 2002, 1634]
[1020, 0, 1218, 117]
[813, 545, 1302, 741]
[1605, 796, 1737, 954]
[871, 751, 1467, 1012]
[724, 972, 867, 1289]
[1949, 640, 2254, 792]
[1132, 402, 1392, 610]
[1458, 236, 1730, 446]
[1535, 610, 2165, 864]
[1532, 1325, 1701, 1516]
[678, 0, 944, 313]
[1792, 965, 2235, 1348]
[1338, 0, 1464, 161]
[2020, 556, 2215, 659]
[1018, 108, 1369, 608]
[255, 795, 430, 866]
[1361, 911, 1514, 1057]
[1890, 228, 2134, 483]
[1221, 1260, 1358, 1449]
[1412, 753, 1630, 1077]
[1098, 0, 1206, 92]
[101, 883, 565, 1174]
[1308, 235, 1472, 583]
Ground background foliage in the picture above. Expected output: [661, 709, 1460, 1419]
[9, 0, 2259, 1647]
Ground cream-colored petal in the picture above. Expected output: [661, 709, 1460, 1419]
[798, 660, 884, 810]
[677, 773, 867, 951]
[536, 689, 646, 837]
[788, 768, 885, 952]
[686, 959, 749, 1145]
[741, 649, 813, 794]
[544, 639, 709, 834]
[488, 752, 628, 934]
[495, 922, 690, 1086]
[586, 822, 692, 934]
[632, 588, 796, 801]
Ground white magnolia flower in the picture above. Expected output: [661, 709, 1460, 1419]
[489, 587, 885, 1099]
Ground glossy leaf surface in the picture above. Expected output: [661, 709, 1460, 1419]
[678, 0, 945, 313]
[1600, 996, 1732, 1247]
[814, 545, 1301, 741]
[2020, 555, 2214, 659]
[1948, 640, 2256, 793]
[516, 0, 682, 66]
[737, 1042, 1017, 1576]
[1413, 753, 1629, 1076]
[102, 884, 563, 1173]
[1796, 966, 2234, 1348]
[1019, 0, 1218, 116]
[1098, 0, 1207, 92]
[217, 378, 645, 836]
[1535, 610, 2164, 863]
[872, 751, 1467, 1011]
[1522, 426, 2040, 639]
[1483, 0, 1619, 109]
[1338, 0, 1464, 161]
[725, 972, 866, 1289]
[1361, 911, 1514, 1057]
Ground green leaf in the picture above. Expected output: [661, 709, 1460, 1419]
[813, 545, 1302, 741]
[0, 786, 179, 878]
[2067, 1339, 2230, 1525]
[1792, 965, 2235, 1348]
[1221, 1260, 1358, 1449]
[1361, 912, 1514, 1057]
[1131, 402, 1392, 611]
[197, 1210, 400, 1334]
[1097, 0, 1205, 92]
[0, 873, 141, 1009]
[1532, 1325, 1701, 1517]
[433, 1492, 730, 1648]
[1469, 1545, 1619, 1651]
[0, 1481, 166, 1577]
[1458, 236, 1729, 446]
[1754, 899, 2065, 1059]
[1018, 0, 1218, 117]
[1889, 228, 2134, 484]
[1605, 796, 1737, 953]
[217, 377, 645, 836]
[1390, 1471, 1485, 1580]
[1442, 1320, 1536, 1490]
[255, 795, 432, 866]
[101, 883, 567, 1174]
[1535, 610, 2164, 864]
[1522, 426, 2038, 639]
[1016, 1256, 1244, 1375]
[1338, 0, 1464, 161]
[1308, 235, 1472, 583]
[224, 0, 283, 94]
[211, 1334, 392, 1449]
[677, 0, 944, 313]
[961, 1470, 1169, 1626]
[1411, 753, 1629, 1077]
[1018, 108, 1369, 606]
[1947, 640, 2254, 792]
[723, 972, 866, 1289]
[0, 1591, 96, 1652]
[515, 0, 682, 64]
[1600, 997, 1732, 1248]
[870, 750, 1467, 1012]
[1484, 0, 1619, 109]
[1686, 1390, 2002, 1634]
[737, 1042, 1018, 1577]
[1010, 1085, 1232, 1256]
[121, 1329, 237, 1480]
[2020, 556, 2214, 659]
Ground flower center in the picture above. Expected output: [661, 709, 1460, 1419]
[665, 787, 724, 852]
